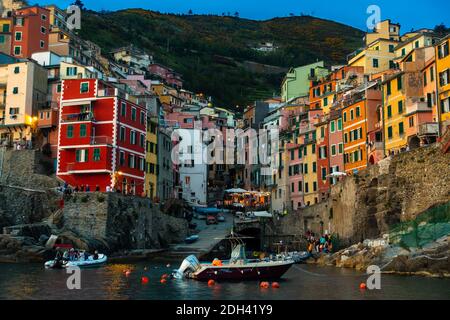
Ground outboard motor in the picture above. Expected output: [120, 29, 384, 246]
[173, 255, 201, 279]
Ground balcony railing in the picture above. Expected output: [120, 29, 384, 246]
[418, 122, 439, 136]
[406, 101, 430, 115]
[61, 112, 95, 123]
[90, 136, 112, 145]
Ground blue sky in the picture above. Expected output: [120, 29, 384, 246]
[37, 0, 449, 31]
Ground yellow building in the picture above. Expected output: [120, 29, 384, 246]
[365, 20, 401, 46]
[436, 35, 450, 131]
[145, 116, 158, 199]
[348, 38, 398, 75]
[395, 33, 438, 59]
[382, 72, 406, 155]
[0, 18, 12, 55]
[0, 60, 47, 143]
[299, 127, 318, 206]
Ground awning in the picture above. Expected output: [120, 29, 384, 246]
[225, 188, 248, 193]
[253, 211, 272, 218]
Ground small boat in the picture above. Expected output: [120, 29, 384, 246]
[184, 235, 199, 244]
[174, 233, 294, 281]
[45, 251, 107, 269]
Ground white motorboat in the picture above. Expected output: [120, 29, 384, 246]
[45, 253, 107, 269]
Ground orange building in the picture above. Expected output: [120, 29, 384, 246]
[343, 83, 382, 173]
[10, 6, 50, 58]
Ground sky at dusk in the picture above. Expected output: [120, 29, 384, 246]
[37, 0, 449, 32]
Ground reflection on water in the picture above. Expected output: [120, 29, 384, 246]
[0, 260, 448, 300]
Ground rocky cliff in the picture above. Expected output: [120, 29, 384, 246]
[268, 143, 450, 247]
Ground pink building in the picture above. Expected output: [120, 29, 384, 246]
[287, 142, 303, 210]
[328, 109, 344, 185]
[148, 63, 183, 88]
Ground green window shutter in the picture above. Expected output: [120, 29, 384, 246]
[93, 148, 100, 161]
[84, 149, 88, 162]
[330, 121, 335, 132]
[67, 125, 73, 138]
[399, 122, 404, 135]
[397, 76, 402, 90]
[398, 100, 403, 113]
[76, 150, 80, 162]
[337, 119, 342, 130]
[356, 107, 360, 117]
[80, 124, 86, 137]
[387, 106, 392, 118]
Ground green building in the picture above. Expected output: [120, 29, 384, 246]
[281, 61, 329, 102]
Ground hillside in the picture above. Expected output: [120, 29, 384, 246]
[79, 9, 364, 109]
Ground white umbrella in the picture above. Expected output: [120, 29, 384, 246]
[326, 172, 347, 178]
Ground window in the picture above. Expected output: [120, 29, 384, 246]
[80, 82, 89, 93]
[330, 120, 335, 133]
[76, 149, 88, 163]
[130, 130, 136, 145]
[397, 76, 403, 90]
[441, 97, 450, 114]
[372, 58, 379, 68]
[66, 67, 77, 76]
[387, 126, 393, 139]
[399, 122, 404, 135]
[343, 112, 347, 122]
[120, 126, 125, 141]
[313, 182, 317, 192]
[389, 44, 394, 53]
[119, 151, 125, 166]
[79, 124, 87, 137]
[398, 100, 403, 114]
[387, 105, 392, 118]
[350, 109, 354, 120]
[415, 41, 419, 48]
[430, 67, 434, 82]
[41, 26, 46, 34]
[338, 143, 343, 154]
[15, 18, 23, 26]
[320, 126, 325, 138]
[14, 66, 20, 74]
[386, 81, 391, 95]
[2, 24, 9, 32]
[40, 40, 45, 48]
[57, 84, 61, 93]
[41, 14, 47, 20]
[401, 48, 406, 56]
[14, 46, 21, 55]
[9, 107, 19, 115]
[323, 97, 328, 106]
[356, 106, 360, 117]
[409, 116, 414, 128]
[131, 107, 137, 121]
[312, 162, 317, 173]
[423, 72, 427, 86]
[344, 133, 348, 143]
[140, 111, 145, 125]
[304, 164, 308, 174]
[67, 125, 73, 138]
[128, 154, 135, 168]
[439, 69, 450, 86]
[438, 41, 449, 59]
[337, 118, 342, 131]
[140, 134, 145, 148]
[121, 102, 126, 117]
[305, 183, 309, 193]
[12, 87, 18, 94]
[331, 144, 337, 156]
[311, 144, 316, 154]
[0, 35, 4, 44]
[139, 158, 145, 171]
[15, 32, 22, 41]
[322, 167, 327, 181]
[93, 148, 101, 161]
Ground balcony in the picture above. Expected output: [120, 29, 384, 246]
[90, 136, 112, 145]
[418, 122, 439, 136]
[406, 101, 431, 115]
[37, 109, 58, 128]
[66, 158, 111, 173]
[61, 112, 96, 123]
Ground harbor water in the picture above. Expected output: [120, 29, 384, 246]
[0, 258, 448, 300]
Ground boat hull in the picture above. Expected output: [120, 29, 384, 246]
[191, 261, 294, 281]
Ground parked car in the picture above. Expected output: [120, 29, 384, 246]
[206, 215, 218, 225]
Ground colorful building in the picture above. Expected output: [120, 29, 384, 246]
[436, 35, 450, 133]
[328, 109, 345, 184]
[57, 78, 147, 194]
[315, 116, 330, 201]
[10, 6, 50, 58]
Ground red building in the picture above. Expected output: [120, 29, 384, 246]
[10, 6, 50, 58]
[57, 78, 147, 195]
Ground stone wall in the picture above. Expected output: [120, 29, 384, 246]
[62, 192, 189, 252]
[0, 149, 60, 229]
[268, 144, 450, 247]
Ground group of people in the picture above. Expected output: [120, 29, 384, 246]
[306, 231, 333, 254]
[56, 248, 99, 262]
[58, 182, 101, 195]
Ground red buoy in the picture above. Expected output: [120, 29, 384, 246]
[260, 281, 269, 289]
[359, 282, 367, 289]
[141, 276, 149, 284]
[161, 274, 168, 279]
[271, 282, 280, 289]
[208, 279, 215, 286]
[160, 278, 167, 284]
